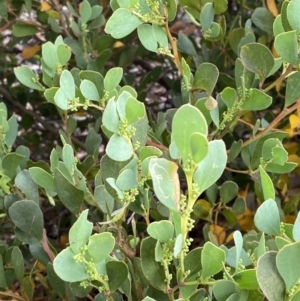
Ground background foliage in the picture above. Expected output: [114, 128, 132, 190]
[1, 0, 300, 300]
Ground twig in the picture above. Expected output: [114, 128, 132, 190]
[235, 99, 300, 153]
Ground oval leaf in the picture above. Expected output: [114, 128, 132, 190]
[88, 233, 115, 263]
[254, 199, 281, 236]
[53, 247, 89, 282]
[105, 8, 142, 39]
[147, 221, 174, 242]
[257, 251, 285, 301]
[193, 140, 227, 195]
[149, 158, 180, 212]
[240, 43, 274, 80]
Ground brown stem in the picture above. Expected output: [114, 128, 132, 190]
[42, 229, 55, 262]
[235, 99, 300, 152]
[164, 8, 184, 75]
[0, 291, 27, 301]
[225, 166, 251, 174]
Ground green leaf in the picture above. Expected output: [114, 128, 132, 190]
[172, 104, 208, 163]
[165, 0, 177, 21]
[190, 133, 209, 164]
[177, 31, 197, 56]
[274, 31, 298, 66]
[69, 209, 93, 254]
[47, 263, 66, 298]
[42, 42, 59, 70]
[11, 247, 24, 282]
[233, 269, 259, 290]
[20, 276, 34, 301]
[0, 256, 7, 289]
[14, 66, 43, 91]
[210, 0, 227, 14]
[184, 247, 202, 276]
[147, 221, 174, 242]
[69, 282, 92, 297]
[15, 170, 39, 205]
[235, 58, 255, 89]
[80, 70, 104, 97]
[106, 134, 133, 162]
[54, 89, 68, 110]
[142, 297, 156, 301]
[12, 22, 39, 37]
[29, 167, 55, 193]
[293, 212, 300, 241]
[125, 97, 145, 125]
[251, 7, 274, 35]
[232, 197, 246, 215]
[53, 247, 89, 282]
[266, 162, 297, 174]
[116, 169, 137, 190]
[149, 158, 180, 212]
[60, 70, 75, 100]
[226, 246, 252, 268]
[104, 67, 123, 91]
[221, 87, 237, 109]
[141, 237, 166, 291]
[80, 0, 92, 23]
[57, 44, 72, 65]
[287, 0, 300, 33]
[94, 185, 114, 214]
[220, 181, 238, 204]
[62, 145, 74, 175]
[137, 24, 157, 52]
[212, 280, 240, 301]
[2, 153, 24, 179]
[201, 242, 226, 279]
[257, 251, 285, 301]
[105, 8, 142, 39]
[90, 5, 103, 20]
[54, 169, 84, 215]
[140, 146, 162, 161]
[285, 71, 300, 107]
[88, 233, 115, 263]
[254, 199, 281, 236]
[240, 43, 274, 81]
[276, 241, 300, 291]
[150, 25, 167, 49]
[259, 166, 275, 201]
[250, 132, 288, 169]
[233, 231, 243, 269]
[200, 2, 214, 31]
[229, 28, 245, 55]
[107, 261, 128, 292]
[102, 98, 119, 133]
[80, 80, 100, 101]
[273, 15, 284, 36]
[6, 115, 18, 148]
[227, 140, 243, 163]
[9, 200, 44, 243]
[193, 63, 219, 94]
[174, 234, 183, 258]
[242, 89, 272, 111]
[194, 140, 227, 195]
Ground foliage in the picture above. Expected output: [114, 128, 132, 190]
[1, 0, 300, 300]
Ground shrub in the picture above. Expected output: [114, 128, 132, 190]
[1, 0, 300, 300]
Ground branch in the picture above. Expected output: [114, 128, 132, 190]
[234, 99, 300, 153]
